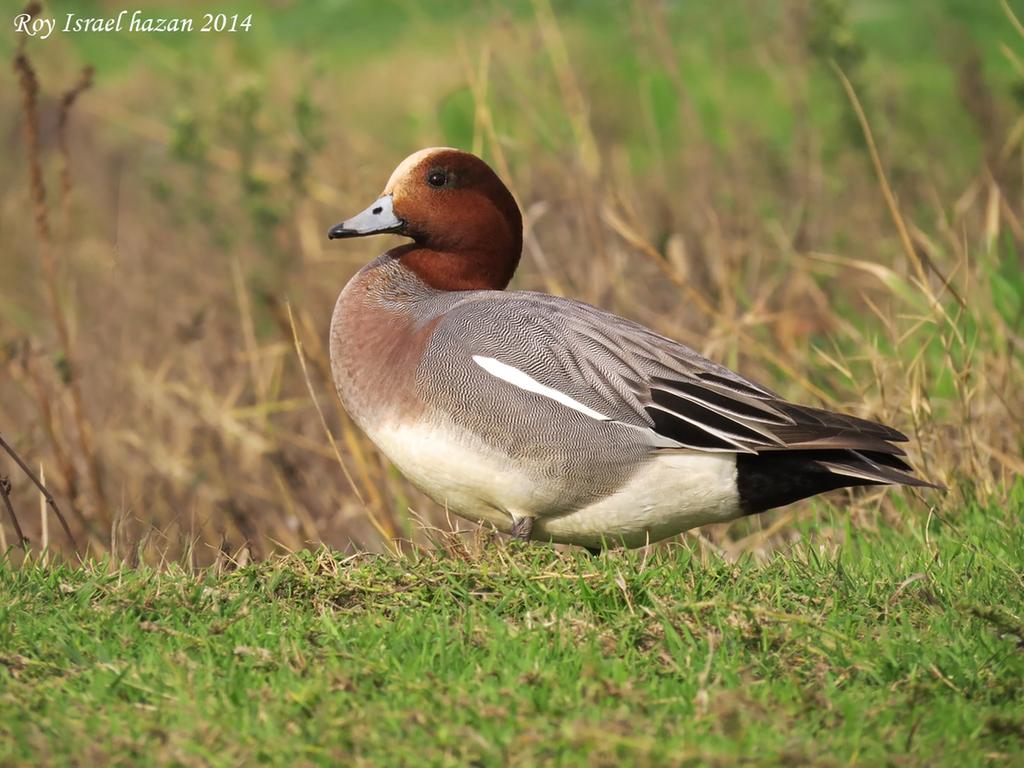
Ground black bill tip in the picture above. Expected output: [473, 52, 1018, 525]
[327, 223, 354, 240]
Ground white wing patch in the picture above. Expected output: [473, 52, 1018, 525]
[471, 355, 611, 422]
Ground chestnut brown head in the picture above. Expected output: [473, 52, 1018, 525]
[329, 148, 523, 290]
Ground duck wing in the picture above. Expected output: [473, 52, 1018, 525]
[436, 290, 939, 493]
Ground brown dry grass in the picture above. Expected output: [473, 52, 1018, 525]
[0, 1, 1021, 565]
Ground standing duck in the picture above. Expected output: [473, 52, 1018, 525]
[327, 148, 937, 551]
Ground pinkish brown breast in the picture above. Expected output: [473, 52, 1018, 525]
[329, 256, 440, 434]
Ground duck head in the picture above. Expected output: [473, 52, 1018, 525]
[328, 147, 523, 291]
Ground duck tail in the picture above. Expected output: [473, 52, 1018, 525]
[736, 449, 943, 515]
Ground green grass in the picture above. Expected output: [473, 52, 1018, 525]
[3, 490, 1022, 766]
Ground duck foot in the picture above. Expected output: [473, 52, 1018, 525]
[510, 516, 533, 542]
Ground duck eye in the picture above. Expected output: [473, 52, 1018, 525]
[427, 169, 448, 188]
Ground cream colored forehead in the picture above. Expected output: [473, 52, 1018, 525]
[384, 147, 458, 193]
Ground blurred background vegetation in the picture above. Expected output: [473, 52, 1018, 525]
[1, 0, 1022, 564]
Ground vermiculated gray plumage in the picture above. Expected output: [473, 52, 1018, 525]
[345, 260, 936, 514]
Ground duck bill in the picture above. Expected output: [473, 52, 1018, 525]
[327, 194, 405, 239]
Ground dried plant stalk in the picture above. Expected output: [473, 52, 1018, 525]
[57, 65, 95, 231]
[0, 432, 78, 556]
[12, 8, 107, 526]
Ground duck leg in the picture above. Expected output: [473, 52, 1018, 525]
[509, 515, 533, 542]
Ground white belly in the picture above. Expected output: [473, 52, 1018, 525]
[367, 421, 742, 548]
[367, 421, 543, 529]
[535, 451, 742, 548]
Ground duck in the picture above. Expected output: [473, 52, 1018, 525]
[326, 147, 938, 551]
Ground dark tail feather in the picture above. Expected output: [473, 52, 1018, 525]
[736, 449, 942, 514]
